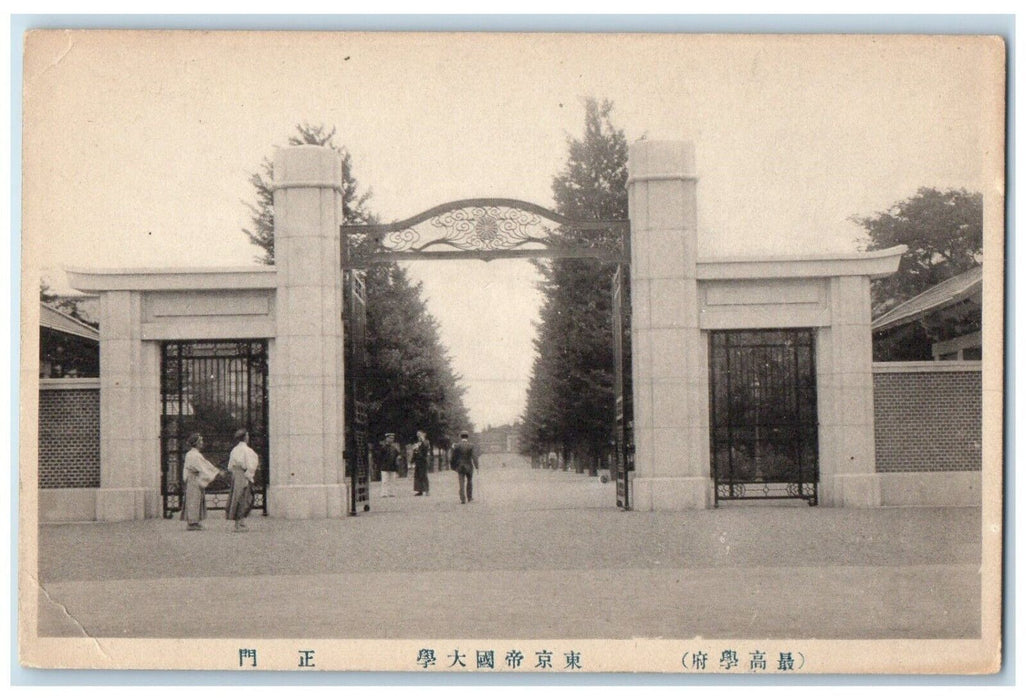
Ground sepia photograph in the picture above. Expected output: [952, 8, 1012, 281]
[17, 27, 1005, 674]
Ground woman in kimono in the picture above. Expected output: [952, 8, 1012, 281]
[411, 430, 431, 496]
[181, 432, 215, 530]
[226, 428, 259, 531]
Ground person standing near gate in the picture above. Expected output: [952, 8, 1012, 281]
[379, 433, 400, 498]
[411, 430, 431, 496]
[451, 431, 479, 504]
[226, 428, 259, 532]
[181, 433, 217, 531]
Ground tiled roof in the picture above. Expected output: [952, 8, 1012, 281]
[872, 266, 983, 333]
[40, 303, 100, 342]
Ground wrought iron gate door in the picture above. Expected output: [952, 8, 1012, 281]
[612, 264, 634, 510]
[344, 269, 371, 515]
[709, 329, 818, 505]
[160, 340, 269, 518]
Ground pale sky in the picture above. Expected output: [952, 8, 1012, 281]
[22, 32, 1004, 427]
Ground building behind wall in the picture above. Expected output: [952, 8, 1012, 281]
[39, 302, 99, 378]
[868, 266, 984, 505]
[871, 265, 982, 362]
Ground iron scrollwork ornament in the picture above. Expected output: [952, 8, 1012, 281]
[342, 198, 628, 266]
[386, 206, 545, 253]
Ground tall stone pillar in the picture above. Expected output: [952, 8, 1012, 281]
[627, 140, 712, 509]
[817, 275, 880, 506]
[268, 145, 347, 518]
[96, 291, 161, 520]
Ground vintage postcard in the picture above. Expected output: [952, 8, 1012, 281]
[18, 30, 1005, 674]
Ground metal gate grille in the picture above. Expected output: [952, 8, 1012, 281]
[709, 329, 818, 505]
[160, 340, 269, 518]
[344, 270, 371, 515]
[612, 264, 634, 510]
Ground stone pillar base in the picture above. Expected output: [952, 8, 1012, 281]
[268, 484, 348, 519]
[820, 474, 882, 507]
[631, 476, 713, 511]
[95, 488, 149, 521]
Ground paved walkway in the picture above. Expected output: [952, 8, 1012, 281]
[35, 455, 981, 640]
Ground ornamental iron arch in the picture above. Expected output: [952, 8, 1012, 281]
[341, 197, 634, 511]
[342, 198, 630, 267]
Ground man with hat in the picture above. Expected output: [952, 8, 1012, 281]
[450, 431, 479, 504]
[379, 432, 401, 498]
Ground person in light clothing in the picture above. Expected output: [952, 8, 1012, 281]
[379, 433, 400, 498]
[181, 433, 217, 531]
[226, 428, 259, 531]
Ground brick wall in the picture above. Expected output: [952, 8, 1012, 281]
[39, 380, 101, 488]
[873, 362, 982, 472]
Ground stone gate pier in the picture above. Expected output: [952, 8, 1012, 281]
[68, 146, 350, 520]
[626, 140, 903, 509]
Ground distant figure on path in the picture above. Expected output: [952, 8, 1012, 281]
[379, 433, 401, 498]
[181, 433, 216, 531]
[226, 428, 259, 531]
[411, 430, 431, 496]
[451, 431, 479, 504]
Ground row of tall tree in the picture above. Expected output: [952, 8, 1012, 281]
[244, 124, 471, 446]
[518, 99, 629, 469]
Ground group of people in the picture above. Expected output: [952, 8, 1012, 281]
[378, 430, 479, 504]
[181, 428, 259, 532]
[179, 427, 480, 529]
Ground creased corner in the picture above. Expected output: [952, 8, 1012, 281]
[30, 570, 114, 666]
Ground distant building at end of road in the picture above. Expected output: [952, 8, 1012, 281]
[476, 423, 520, 454]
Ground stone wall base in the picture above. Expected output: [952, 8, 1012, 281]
[879, 471, 981, 507]
[94, 487, 151, 521]
[631, 476, 713, 511]
[268, 484, 348, 519]
[820, 474, 882, 507]
[39, 488, 97, 522]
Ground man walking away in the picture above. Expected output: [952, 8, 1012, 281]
[451, 431, 479, 504]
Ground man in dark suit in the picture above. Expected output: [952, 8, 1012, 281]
[451, 431, 479, 504]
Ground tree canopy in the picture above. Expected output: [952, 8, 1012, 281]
[243, 123, 471, 445]
[40, 281, 97, 328]
[519, 98, 629, 466]
[855, 187, 983, 315]
[363, 264, 472, 445]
